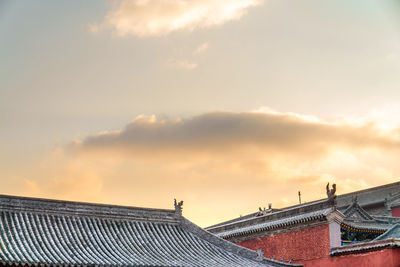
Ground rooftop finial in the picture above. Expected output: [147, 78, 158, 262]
[298, 191, 301, 204]
[174, 199, 183, 216]
[326, 182, 336, 199]
[255, 248, 265, 261]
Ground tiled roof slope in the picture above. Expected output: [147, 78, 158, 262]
[341, 220, 393, 232]
[207, 199, 342, 239]
[207, 182, 400, 230]
[213, 208, 333, 239]
[0, 195, 298, 267]
[374, 224, 400, 240]
[336, 181, 400, 211]
[330, 238, 400, 256]
[342, 200, 373, 220]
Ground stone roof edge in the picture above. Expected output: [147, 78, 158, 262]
[374, 224, 400, 240]
[341, 221, 391, 231]
[180, 218, 302, 267]
[206, 199, 335, 232]
[337, 181, 400, 200]
[207, 198, 331, 230]
[330, 238, 400, 256]
[0, 194, 179, 224]
[218, 208, 342, 239]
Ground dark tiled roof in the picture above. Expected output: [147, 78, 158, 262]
[374, 224, 400, 240]
[207, 199, 341, 239]
[336, 181, 400, 210]
[213, 208, 333, 239]
[342, 201, 373, 220]
[341, 220, 393, 232]
[330, 238, 400, 256]
[340, 199, 398, 232]
[0, 195, 297, 267]
[207, 182, 400, 230]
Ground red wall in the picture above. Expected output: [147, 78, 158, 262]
[301, 248, 400, 267]
[236, 224, 330, 262]
[392, 206, 400, 217]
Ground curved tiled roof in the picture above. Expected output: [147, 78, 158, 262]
[330, 238, 400, 256]
[337, 181, 400, 212]
[0, 195, 296, 267]
[374, 224, 400, 240]
[342, 201, 373, 220]
[341, 221, 392, 232]
[212, 208, 333, 239]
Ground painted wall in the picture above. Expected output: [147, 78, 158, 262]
[392, 206, 400, 217]
[300, 248, 400, 267]
[235, 224, 331, 262]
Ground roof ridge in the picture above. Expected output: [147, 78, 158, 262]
[181, 218, 300, 267]
[207, 199, 335, 232]
[342, 200, 373, 220]
[0, 194, 179, 223]
[337, 181, 400, 198]
[207, 198, 334, 230]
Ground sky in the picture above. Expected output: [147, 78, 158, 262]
[1, 0, 400, 226]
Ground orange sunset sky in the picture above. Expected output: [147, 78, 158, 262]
[1, 0, 400, 227]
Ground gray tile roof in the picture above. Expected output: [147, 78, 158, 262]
[342, 201, 373, 220]
[207, 182, 400, 230]
[341, 220, 393, 232]
[0, 195, 298, 267]
[330, 238, 400, 256]
[341, 200, 398, 232]
[374, 224, 400, 240]
[213, 208, 333, 239]
[207, 199, 340, 241]
[336, 181, 400, 211]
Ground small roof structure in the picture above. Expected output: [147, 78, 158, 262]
[340, 198, 399, 236]
[336, 181, 400, 215]
[206, 199, 343, 241]
[342, 198, 373, 220]
[0, 194, 298, 267]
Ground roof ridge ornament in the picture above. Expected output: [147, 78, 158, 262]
[326, 182, 337, 206]
[255, 248, 265, 261]
[326, 182, 336, 198]
[174, 199, 183, 216]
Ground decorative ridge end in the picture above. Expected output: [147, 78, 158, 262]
[326, 182, 337, 206]
[174, 199, 183, 216]
[255, 248, 265, 261]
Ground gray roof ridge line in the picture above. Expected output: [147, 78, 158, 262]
[206, 199, 334, 231]
[180, 218, 301, 267]
[337, 181, 400, 198]
[374, 223, 400, 240]
[330, 238, 400, 256]
[0, 194, 179, 223]
[343, 201, 373, 220]
[216, 208, 334, 238]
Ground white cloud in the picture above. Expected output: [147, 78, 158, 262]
[7, 109, 400, 226]
[193, 42, 209, 55]
[167, 58, 198, 70]
[95, 0, 263, 37]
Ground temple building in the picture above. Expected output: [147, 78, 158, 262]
[206, 182, 400, 266]
[0, 195, 298, 267]
[336, 181, 400, 217]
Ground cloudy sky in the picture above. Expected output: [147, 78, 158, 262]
[1, 0, 400, 226]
